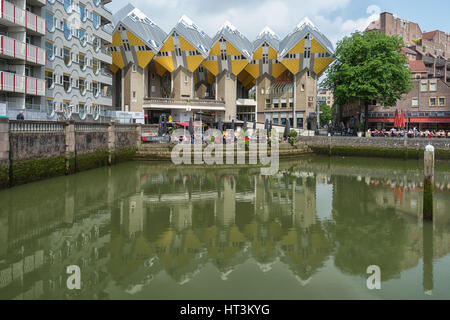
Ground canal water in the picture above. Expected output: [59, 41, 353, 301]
[0, 156, 450, 300]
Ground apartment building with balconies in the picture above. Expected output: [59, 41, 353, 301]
[44, 0, 113, 119]
[0, 0, 46, 114]
[109, 4, 334, 128]
[367, 12, 450, 85]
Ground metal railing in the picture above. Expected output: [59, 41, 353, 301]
[9, 120, 65, 132]
[115, 124, 138, 131]
[75, 123, 108, 132]
[423, 56, 435, 65]
[435, 58, 446, 67]
[0, 1, 45, 35]
[144, 97, 226, 106]
[435, 70, 445, 77]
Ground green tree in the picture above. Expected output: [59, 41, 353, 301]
[324, 31, 412, 130]
[319, 102, 332, 127]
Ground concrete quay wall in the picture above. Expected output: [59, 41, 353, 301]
[0, 119, 141, 188]
[300, 136, 450, 159]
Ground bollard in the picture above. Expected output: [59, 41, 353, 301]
[423, 145, 434, 221]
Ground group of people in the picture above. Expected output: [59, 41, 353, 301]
[368, 128, 450, 138]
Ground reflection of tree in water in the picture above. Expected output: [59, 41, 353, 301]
[332, 176, 409, 281]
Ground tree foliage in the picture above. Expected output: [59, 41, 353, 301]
[319, 102, 333, 126]
[324, 31, 413, 110]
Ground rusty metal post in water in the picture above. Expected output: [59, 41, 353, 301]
[423, 145, 434, 221]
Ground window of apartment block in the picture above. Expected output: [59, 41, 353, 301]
[184, 75, 188, 84]
[261, 88, 265, 95]
[301, 84, 305, 92]
[429, 97, 436, 106]
[412, 97, 418, 107]
[93, 59, 99, 73]
[262, 54, 268, 64]
[64, 48, 71, 65]
[45, 70, 54, 88]
[429, 81, 437, 91]
[439, 97, 445, 106]
[281, 102, 287, 108]
[273, 103, 279, 108]
[93, 82, 99, 96]
[420, 81, 428, 92]
[72, 52, 78, 63]
[45, 41, 54, 60]
[133, 91, 136, 99]
[46, 12, 54, 32]
[151, 86, 156, 93]
[132, 64, 137, 72]
[79, 79, 85, 92]
[265, 99, 271, 109]
[220, 50, 227, 60]
[63, 75, 70, 91]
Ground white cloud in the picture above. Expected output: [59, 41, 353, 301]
[107, 1, 381, 46]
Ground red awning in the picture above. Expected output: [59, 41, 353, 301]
[369, 117, 450, 124]
[409, 118, 450, 123]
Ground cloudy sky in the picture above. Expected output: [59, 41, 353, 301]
[105, 0, 450, 46]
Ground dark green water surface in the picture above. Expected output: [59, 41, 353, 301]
[1, 156, 449, 300]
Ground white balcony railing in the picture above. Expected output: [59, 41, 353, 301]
[0, 71, 25, 93]
[0, 1, 45, 35]
[0, 35, 45, 65]
[0, 71, 45, 96]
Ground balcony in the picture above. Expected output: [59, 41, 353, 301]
[144, 97, 226, 112]
[0, 1, 46, 35]
[422, 55, 435, 65]
[435, 57, 446, 68]
[98, 47, 112, 64]
[436, 69, 445, 78]
[95, 4, 113, 23]
[236, 99, 257, 106]
[0, 71, 45, 96]
[97, 68, 113, 85]
[27, 0, 46, 7]
[0, 35, 46, 65]
[95, 25, 113, 43]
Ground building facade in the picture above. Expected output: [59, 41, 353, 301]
[44, 0, 113, 119]
[335, 12, 450, 130]
[367, 12, 450, 85]
[317, 89, 334, 108]
[109, 4, 334, 128]
[0, 0, 47, 113]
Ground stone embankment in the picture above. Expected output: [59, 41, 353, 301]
[300, 136, 450, 160]
[0, 118, 140, 188]
[135, 142, 312, 161]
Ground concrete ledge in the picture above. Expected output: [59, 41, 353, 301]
[301, 136, 450, 160]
